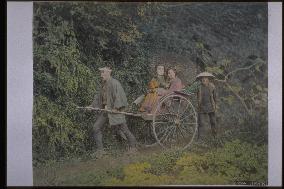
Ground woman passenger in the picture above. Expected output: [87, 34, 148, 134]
[139, 65, 168, 113]
[158, 67, 184, 96]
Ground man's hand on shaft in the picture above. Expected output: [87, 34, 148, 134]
[86, 106, 94, 110]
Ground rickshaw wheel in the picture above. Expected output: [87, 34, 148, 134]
[152, 93, 198, 150]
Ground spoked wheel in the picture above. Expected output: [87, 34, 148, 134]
[152, 93, 198, 150]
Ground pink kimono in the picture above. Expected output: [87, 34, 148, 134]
[158, 77, 184, 96]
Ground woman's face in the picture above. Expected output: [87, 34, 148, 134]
[156, 66, 165, 76]
[168, 69, 176, 79]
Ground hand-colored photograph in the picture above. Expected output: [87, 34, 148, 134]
[32, 2, 268, 186]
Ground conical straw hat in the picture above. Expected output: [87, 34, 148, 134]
[196, 72, 215, 80]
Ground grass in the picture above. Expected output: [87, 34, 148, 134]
[33, 141, 211, 186]
[34, 144, 163, 186]
[33, 127, 267, 186]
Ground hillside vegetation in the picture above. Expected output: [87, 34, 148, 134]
[33, 2, 268, 185]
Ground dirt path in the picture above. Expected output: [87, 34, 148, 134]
[33, 145, 167, 186]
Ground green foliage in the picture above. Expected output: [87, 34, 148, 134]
[206, 66, 224, 75]
[104, 162, 174, 186]
[210, 140, 268, 182]
[33, 3, 101, 163]
[33, 96, 85, 163]
[220, 95, 235, 105]
[183, 80, 201, 94]
[196, 42, 205, 50]
[62, 169, 115, 186]
[33, 2, 154, 163]
[102, 140, 267, 185]
[147, 150, 182, 175]
[33, 2, 268, 164]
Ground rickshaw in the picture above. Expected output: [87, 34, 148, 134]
[78, 90, 198, 150]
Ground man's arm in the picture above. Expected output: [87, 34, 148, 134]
[197, 87, 201, 108]
[113, 80, 128, 110]
[212, 85, 217, 111]
[90, 91, 102, 108]
[213, 88, 217, 111]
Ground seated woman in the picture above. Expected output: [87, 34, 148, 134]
[158, 67, 184, 96]
[139, 65, 168, 113]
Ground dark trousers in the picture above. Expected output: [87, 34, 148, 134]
[93, 113, 137, 150]
[197, 112, 217, 139]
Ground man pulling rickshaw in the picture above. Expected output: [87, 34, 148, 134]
[89, 67, 138, 158]
[78, 65, 218, 157]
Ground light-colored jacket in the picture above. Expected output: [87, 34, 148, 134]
[91, 77, 128, 125]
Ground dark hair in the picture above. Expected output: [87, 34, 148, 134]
[155, 65, 165, 70]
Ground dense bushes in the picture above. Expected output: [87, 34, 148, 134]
[33, 2, 268, 164]
[33, 96, 85, 162]
[33, 2, 152, 163]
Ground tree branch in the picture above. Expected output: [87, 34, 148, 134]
[224, 82, 252, 115]
[224, 59, 263, 81]
[213, 60, 265, 115]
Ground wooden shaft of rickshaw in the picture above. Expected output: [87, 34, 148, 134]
[76, 106, 143, 117]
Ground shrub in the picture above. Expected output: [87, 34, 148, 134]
[105, 140, 267, 185]
[104, 162, 174, 186]
[174, 140, 267, 184]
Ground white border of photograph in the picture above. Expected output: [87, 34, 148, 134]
[268, 2, 282, 186]
[7, 2, 33, 186]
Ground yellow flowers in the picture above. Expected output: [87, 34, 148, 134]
[105, 162, 173, 186]
[123, 162, 151, 175]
